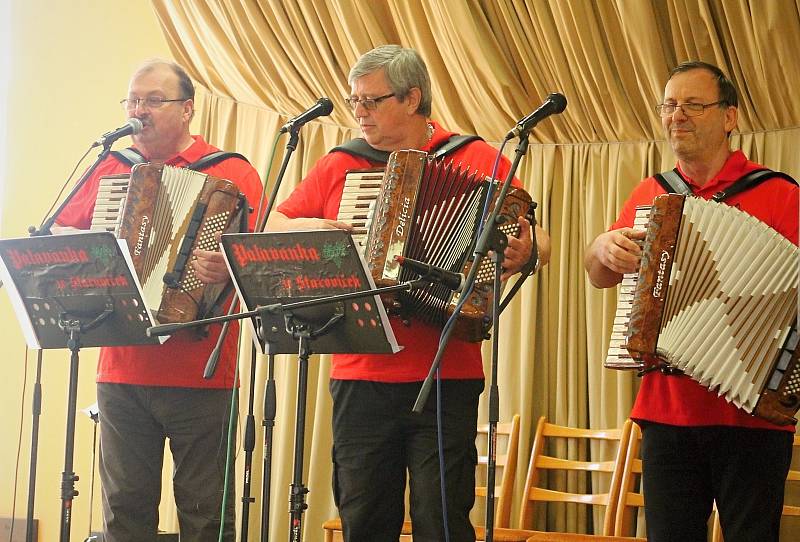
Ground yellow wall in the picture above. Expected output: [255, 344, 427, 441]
[0, 1, 171, 539]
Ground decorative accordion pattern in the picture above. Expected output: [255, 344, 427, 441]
[605, 193, 800, 425]
[338, 150, 535, 342]
[91, 163, 245, 325]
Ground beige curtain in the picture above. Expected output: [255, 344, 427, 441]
[149, 0, 800, 538]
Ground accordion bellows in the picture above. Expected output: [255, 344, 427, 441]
[91, 163, 245, 325]
[607, 194, 800, 425]
[338, 149, 535, 342]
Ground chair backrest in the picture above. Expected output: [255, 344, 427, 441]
[474, 413, 522, 528]
[517, 416, 633, 535]
[614, 421, 644, 538]
[785, 434, 800, 517]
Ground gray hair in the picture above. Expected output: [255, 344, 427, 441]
[349, 45, 432, 117]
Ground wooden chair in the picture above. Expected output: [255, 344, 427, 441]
[711, 434, 800, 542]
[613, 421, 645, 539]
[516, 416, 634, 536]
[323, 414, 523, 542]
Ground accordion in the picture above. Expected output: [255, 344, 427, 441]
[90, 163, 247, 324]
[605, 193, 800, 425]
[337, 149, 535, 342]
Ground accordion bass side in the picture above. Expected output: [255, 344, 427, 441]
[94, 163, 246, 325]
[605, 193, 800, 425]
[340, 149, 536, 342]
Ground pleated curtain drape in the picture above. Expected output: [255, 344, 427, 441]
[148, 0, 800, 538]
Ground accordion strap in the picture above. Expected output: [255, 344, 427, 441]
[711, 168, 797, 202]
[110, 147, 147, 167]
[330, 134, 483, 164]
[654, 167, 797, 202]
[653, 169, 692, 196]
[110, 147, 249, 171]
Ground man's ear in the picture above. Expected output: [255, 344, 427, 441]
[183, 98, 195, 122]
[724, 104, 737, 135]
[405, 87, 421, 115]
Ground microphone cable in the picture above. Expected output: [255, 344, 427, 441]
[35, 144, 93, 232]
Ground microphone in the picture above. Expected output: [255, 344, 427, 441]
[280, 97, 334, 133]
[395, 256, 464, 292]
[505, 92, 567, 139]
[92, 118, 143, 148]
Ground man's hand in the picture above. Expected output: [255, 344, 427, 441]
[500, 217, 534, 280]
[584, 227, 645, 288]
[265, 211, 353, 232]
[192, 248, 230, 284]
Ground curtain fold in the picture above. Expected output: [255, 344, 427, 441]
[148, 0, 800, 537]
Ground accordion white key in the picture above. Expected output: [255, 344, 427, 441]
[605, 193, 800, 425]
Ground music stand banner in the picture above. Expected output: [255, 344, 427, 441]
[221, 230, 400, 355]
[0, 231, 162, 349]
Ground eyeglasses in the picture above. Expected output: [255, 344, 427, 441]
[655, 101, 726, 117]
[120, 96, 188, 111]
[343, 93, 396, 111]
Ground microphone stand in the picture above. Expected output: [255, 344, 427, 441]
[23, 139, 115, 542]
[255, 124, 305, 542]
[199, 124, 306, 542]
[411, 131, 537, 542]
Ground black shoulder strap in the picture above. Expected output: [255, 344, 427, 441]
[653, 168, 693, 196]
[110, 147, 147, 167]
[329, 138, 390, 163]
[186, 151, 250, 171]
[430, 135, 483, 159]
[108, 148, 249, 172]
[712, 168, 798, 202]
[329, 134, 484, 164]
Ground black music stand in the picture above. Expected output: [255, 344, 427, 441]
[0, 231, 162, 542]
[220, 229, 399, 541]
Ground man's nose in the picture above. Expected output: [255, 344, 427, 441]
[353, 102, 370, 118]
[671, 105, 689, 120]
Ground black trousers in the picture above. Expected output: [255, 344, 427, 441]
[97, 383, 236, 542]
[330, 379, 483, 542]
[640, 421, 793, 542]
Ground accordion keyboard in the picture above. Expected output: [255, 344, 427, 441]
[338, 170, 383, 251]
[604, 206, 651, 369]
[90, 175, 129, 235]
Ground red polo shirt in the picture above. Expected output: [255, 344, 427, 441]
[56, 136, 263, 388]
[611, 150, 798, 430]
[278, 121, 521, 382]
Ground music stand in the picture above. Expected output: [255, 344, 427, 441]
[0, 231, 162, 542]
[220, 229, 399, 541]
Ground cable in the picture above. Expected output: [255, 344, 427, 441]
[36, 145, 93, 231]
[253, 132, 282, 231]
[432, 140, 510, 541]
[436, 370, 451, 542]
[8, 348, 30, 542]
[217, 346, 240, 542]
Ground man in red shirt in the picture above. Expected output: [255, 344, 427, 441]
[55, 60, 262, 542]
[268, 45, 549, 541]
[585, 61, 798, 541]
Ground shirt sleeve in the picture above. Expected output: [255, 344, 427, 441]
[765, 178, 799, 246]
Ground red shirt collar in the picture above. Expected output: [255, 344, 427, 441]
[133, 135, 214, 166]
[675, 150, 749, 193]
